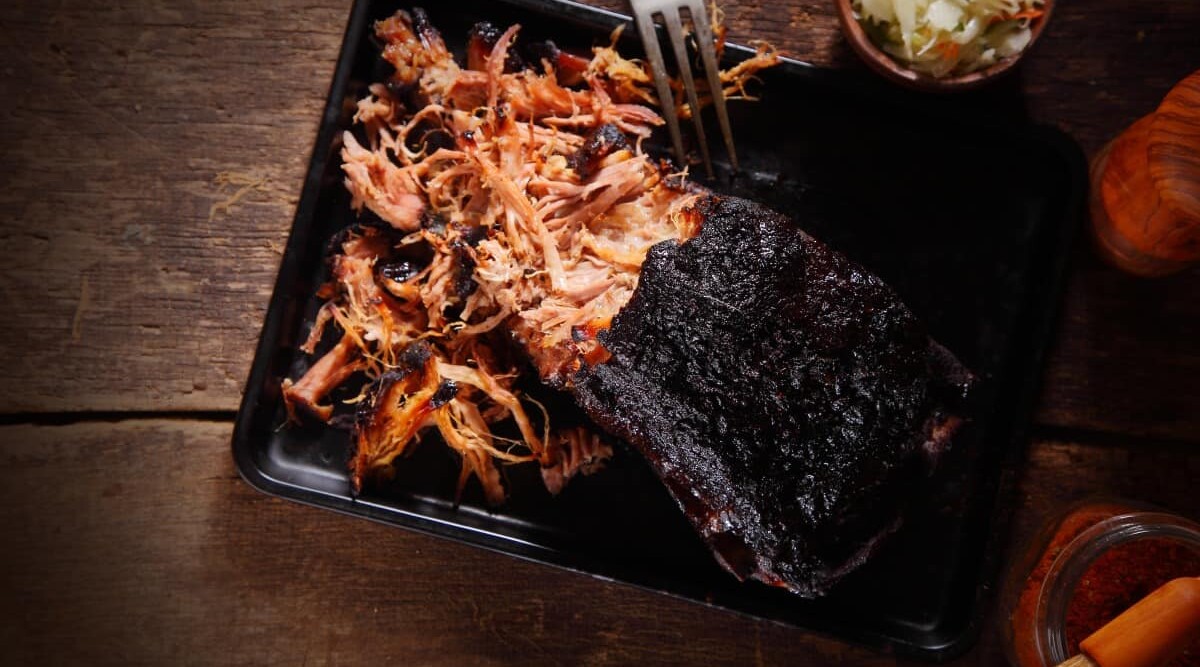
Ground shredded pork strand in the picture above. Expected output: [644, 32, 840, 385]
[283, 7, 778, 503]
[541, 427, 615, 496]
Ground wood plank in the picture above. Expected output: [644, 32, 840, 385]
[1017, 0, 1200, 439]
[1, 0, 1199, 437]
[1035, 252, 1200, 441]
[0, 419, 893, 666]
[0, 1, 349, 412]
[3, 420, 1199, 664]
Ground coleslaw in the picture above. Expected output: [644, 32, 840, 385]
[853, 0, 1045, 77]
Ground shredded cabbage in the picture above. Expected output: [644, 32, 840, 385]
[853, 0, 1045, 78]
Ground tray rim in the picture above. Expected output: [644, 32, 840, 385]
[230, 0, 1088, 659]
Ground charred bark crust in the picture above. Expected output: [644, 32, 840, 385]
[572, 195, 973, 597]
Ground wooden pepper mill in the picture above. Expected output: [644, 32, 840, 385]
[1090, 69, 1200, 277]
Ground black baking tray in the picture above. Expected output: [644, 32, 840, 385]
[232, 0, 1086, 658]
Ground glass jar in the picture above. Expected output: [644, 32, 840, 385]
[1004, 501, 1200, 667]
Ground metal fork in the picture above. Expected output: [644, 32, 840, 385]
[629, 0, 738, 177]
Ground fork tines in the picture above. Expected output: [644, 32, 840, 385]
[630, 0, 738, 177]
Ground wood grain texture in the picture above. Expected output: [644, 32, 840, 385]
[0, 1, 349, 412]
[2, 420, 1198, 666]
[0, 2, 1197, 663]
[1036, 251, 1200, 441]
[1085, 71, 1200, 275]
[1, 0, 1198, 436]
[0, 420, 891, 666]
[1149, 71, 1200, 226]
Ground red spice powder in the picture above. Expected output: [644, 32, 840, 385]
[1065, 537, 1200, 667]
[1008, 503, 1127, 667]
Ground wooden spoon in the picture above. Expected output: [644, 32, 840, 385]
[1058, 577, 1200, 667]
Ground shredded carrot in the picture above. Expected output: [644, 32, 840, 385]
[1008, 8, 1045, 21]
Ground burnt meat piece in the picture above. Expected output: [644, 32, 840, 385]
[572, 195, 972, 597]
[466, 22, 526, 73]
[568, 124, 630, 179]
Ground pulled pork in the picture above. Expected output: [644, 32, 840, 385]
[283, 7, 778, 502]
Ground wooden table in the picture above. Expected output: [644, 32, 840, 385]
[1, 1, 1197, 664]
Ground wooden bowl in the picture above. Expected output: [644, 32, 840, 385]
[833, 0, 1053, 92]
[1089, 69, 1200, 276]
